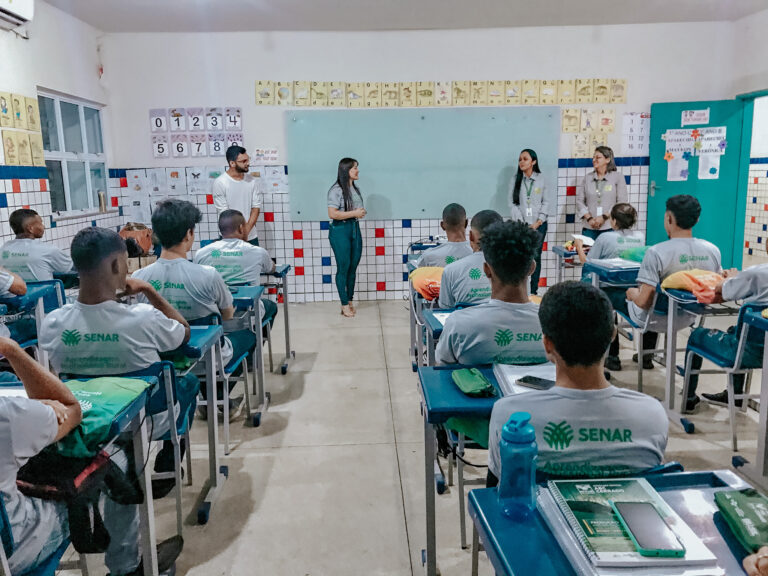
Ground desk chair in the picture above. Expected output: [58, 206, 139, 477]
[681, 304, 766, 451]
[614, 286, 670, 392]
[188, 315, 252, 455]
[62, 364, 191, 539]
[469, 461, 685, 576]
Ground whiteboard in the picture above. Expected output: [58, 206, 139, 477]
[284, 107, 560, 221]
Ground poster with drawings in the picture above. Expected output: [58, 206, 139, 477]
[208, 133, 226, 157]
[152, 135, 169, 158]
[225, 131, 243, 149]
[145, 168, 169, 197]
[186, 166, 210, 195]
[149, 109, 168, 132]
[187, 108, 205, 131]
[206, 108, 223, 131]
[168, 108, 186, 132]
[225, 107, 242, 130]
[171, 134, 188, 158]
[190, 134, 207, 157]
[166, 168, 188, 195]
[263, 166, 289, 195]
[125, 170, 153, 224]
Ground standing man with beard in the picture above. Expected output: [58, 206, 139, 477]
[213, 145, 264, 245]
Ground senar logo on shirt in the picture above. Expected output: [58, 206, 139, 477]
[543, 421, 574, 450]
[445, 256, 457, 265]
[149, 280, 162, 291]
[679, 254, 709, 264]
[468, 268, 483, 280]
[210, 249, 222, 259]
[61, 329, 119, 346]
[494, 329, 514, 347]
[61, 329, 82, 347]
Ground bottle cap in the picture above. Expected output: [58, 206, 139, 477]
[501, 411, 535, 443]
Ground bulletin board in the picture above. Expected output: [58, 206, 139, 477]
[285, 107, 560, 220]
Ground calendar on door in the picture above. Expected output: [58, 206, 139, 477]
[622, 112, 651, 155]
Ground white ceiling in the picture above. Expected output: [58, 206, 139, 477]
[43, 0, 768, 33]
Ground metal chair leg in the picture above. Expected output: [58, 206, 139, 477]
[184, 429, 193, 486]
[727, 373, 738, 452]
[636, 328, 643, 393]
[458, 434, 467, 549]
[681, 350, 695, 414]
[471, 523, 479, 576]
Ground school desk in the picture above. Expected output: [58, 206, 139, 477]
[262, 264, 294, 375]
[582, 258, 640, 287]
[551, 245, 581, 284]
[231, 284, 268, 427]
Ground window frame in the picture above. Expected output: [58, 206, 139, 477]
[38, 91, 110, 217]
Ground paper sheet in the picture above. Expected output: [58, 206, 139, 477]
[667, 157, 689, 182]
[432, 312, 452, 326]
[698, 153, 720, 180]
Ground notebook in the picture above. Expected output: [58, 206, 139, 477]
[432, 311, 453, 326]
[539, 478, 717, 570]
[492, 362, 556, 397]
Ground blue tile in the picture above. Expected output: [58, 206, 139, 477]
[91, 220, 97, 227]
[50, 219, 56, 228]
[759, 237, 763, 244]
[624, 175, 631, 185]
[763, 224, 767, 231]
[0, 194, 7, 208]
[750, 157, 768, 165]
[0, 166, 47, 179]
[320, 221, 329, 230]
[322, 274, 332, 284]
[118, 169, 126, 178]
[108, 169, 119, 178]
[118, 206, 124, 217]
[565, 213, 575, 224]
[402, 219, 411, 228]
[749, 249, 754, 255]
[754, 197, 758, 204]
[402, 272, 409, 282]
[283, 166, 288, 175]
[321, 256, 331, 266]
[402, 254, 409, 264]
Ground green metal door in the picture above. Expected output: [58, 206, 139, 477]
[648, 99, 749, 268]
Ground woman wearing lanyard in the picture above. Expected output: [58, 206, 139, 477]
[509, 148, 550, 295]
[327, 158, 366, 318]
[576, 146, 628, 240]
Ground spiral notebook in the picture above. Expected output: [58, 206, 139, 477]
[540, 478, 717, 570]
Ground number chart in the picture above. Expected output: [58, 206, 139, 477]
[149, 106, 242, 159]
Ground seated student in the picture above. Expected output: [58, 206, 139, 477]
[573, 202, 644, 264]
[684, 248, 768, 408]
[193, 209, 278, 328]
[608, 195, 721, 372]
[437, 209, 502, 309]
[39, 227, 199, 495]
[487, 282, 668, 483]
[0, 336, 183, 576]
[416, 203, 473, 267]
[436, 220, 547, 366]
[0, 266, 31, 342]
[132, 199, 256, 409]
[0, 208, 73, 281]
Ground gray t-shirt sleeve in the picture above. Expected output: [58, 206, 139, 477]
[721, 266, 768, 304]
[327, 185, 344, 210]
[435, 318, 459, 365]
[587, 234, 608, 261]
[537, 175, 550, 221]
[438, 268, 456, 308]
[0, 270, 13, 295]
[636, 246, 663, 288]
[210, 269, 234, 310]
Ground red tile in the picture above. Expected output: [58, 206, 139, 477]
[756, 177, 760, 184]
[264, 212, 274, 222]
[538, 277, 547, 288]
[765, 205, 768, 212]
[277, 293, 284, 304]
[542, 241, 548, 251]
[293, 230, 303, 240]
[120, 177, 128, 188]
[566, 186, 576, 196]
[746, 241, 751, 248]
[22, 205, 29, 209]
[11, 180, 20, 193]
[376, 281, 386, 291]
[375, 227, 385, 238]
[268, 287, 277, 295]
[294, 248, 304, 258]
[375, 246, 385, 256]
[752, 216, 757, 223]
[206, 194, 213, 204]
[295, 266, 304, 276]
[111, 196, 119, 207]
[39, 179, 47, 192]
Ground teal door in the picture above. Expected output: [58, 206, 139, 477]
[648, 99, 749, 268]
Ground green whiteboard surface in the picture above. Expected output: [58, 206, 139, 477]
[285, 107, 560, 221]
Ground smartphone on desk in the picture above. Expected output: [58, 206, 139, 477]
[610, 501, 686, 558]
[516, 375, 555, 390]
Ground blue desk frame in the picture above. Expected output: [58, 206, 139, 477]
[469, 470, 750, 576]
[231, 285, 269, 427]
[422, 308, 451, 366]
[582, 258, 640, 288]
[261, 264, 294, 375]
[552, 246, 581, 284]
[733, 309, 768, 491]
[418, 365, 499, 576]
[0, 282, 62, 369]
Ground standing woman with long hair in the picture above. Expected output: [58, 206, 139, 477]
[576, 146, 628, 240]
[327, 158, 366, 317]
[508, 148, 551, 295]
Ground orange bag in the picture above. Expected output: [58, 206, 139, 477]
[119, 223, 153, 255]
[409, 267, 443, 301]
[660, 269, 724, 303]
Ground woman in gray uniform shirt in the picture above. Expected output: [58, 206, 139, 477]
[328, 158, 366, 318]
[576, 146, 628, 240]
[509, 148, 550, 294]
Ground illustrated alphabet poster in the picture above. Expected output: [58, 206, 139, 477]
[453, 81, 470, 106]
[255, 81, 275, 105]
[597, 108, 616, 133]
[416, 82, 434, 107]
[328, 82, 346, 107]
[311, 82, 328, 107]
[610, 79, 627, 104]
[0, 93, 12, 127]
[293, 82, 310, 107]
[275, 82, 293, 106]
[2, 131, 18, 165]
[562, 108, 581, 133]
[365, 82, 381, 108]
[25, 97, 40, 132]
[11, 95, 27, 129]
[576, 79, 594, 104]
[435, 81, 452, 106]
[539, 80, 557, 105]
[16, 134, 32, 166]
[522, 80, 539, 105]
[346, 83, 364, 108]
[558, 80, 575, 104]
[381, 83, 399, 107]
[505, 81, 521, 105]
[29, 133, 45, 166]
[593, 79, 611, 103]
[470, 81, 488, 106]
[399, 82, 416, 107]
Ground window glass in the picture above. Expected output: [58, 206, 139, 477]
[84, 107, 103, 154]
[89, 162, 106, 208]
[66, 161, 89, 210]
[60, 102, 83, 153]
[38, 96, 59, 152]
[46, 161, 66, 213]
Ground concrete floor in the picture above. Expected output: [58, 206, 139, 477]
[77, 294, 767, 575]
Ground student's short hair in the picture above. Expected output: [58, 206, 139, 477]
[151, 199, 201, 248]
[470, 210, 503, 237]
[218, 209, 246, 235]
[71, 227, 126, 272]
[480, 220, 538, 285]
[539, 281, 614, 367]
[666, 194, 701, 230]
[442, 203, 467, 230]
[610, 203, 637, 230]
[225, 145, 247, 164]
[9, 209, 39, 235]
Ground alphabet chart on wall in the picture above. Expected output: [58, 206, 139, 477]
[149, 107, 242, 159]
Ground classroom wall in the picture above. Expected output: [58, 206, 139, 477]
[0, 2, 121, 254]
[745, 96, 768, 259]
[732, 8, 768, 96]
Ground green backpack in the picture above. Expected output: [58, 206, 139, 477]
[54, 377, 151, 458]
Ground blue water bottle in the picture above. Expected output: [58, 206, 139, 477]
[497, 411, 538, 519]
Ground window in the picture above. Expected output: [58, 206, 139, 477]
[38, 93, 107, 215]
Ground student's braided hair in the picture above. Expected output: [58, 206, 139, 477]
[480, 220, 538, 285]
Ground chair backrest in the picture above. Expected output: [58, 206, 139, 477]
[735, 303, 768, 343]
[0, 496, 14, 564]
[188, 313, 222, 327]
[27, 280, 66, 313]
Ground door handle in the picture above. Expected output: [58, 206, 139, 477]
[650, 180, 662, 197]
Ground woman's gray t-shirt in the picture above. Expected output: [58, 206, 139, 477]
[327, 184, 364, 212]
